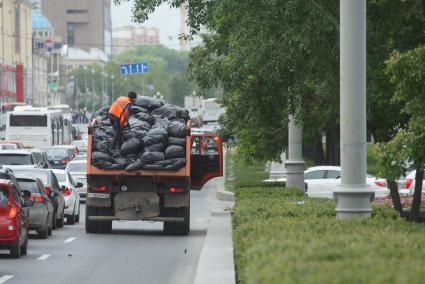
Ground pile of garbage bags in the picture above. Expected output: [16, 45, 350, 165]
[91, 96, 189, 171]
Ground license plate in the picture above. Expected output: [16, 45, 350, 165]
[87, 193, 110, 199]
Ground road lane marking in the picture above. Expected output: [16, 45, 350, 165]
[64, 237, 77, 243]
[0, 275, 14, 284]
[37, 254, 51, 261]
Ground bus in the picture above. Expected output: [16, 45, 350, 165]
[5, 108, 69, 148]
[201, 98, 224, 124]
[0, 102, 26, 139]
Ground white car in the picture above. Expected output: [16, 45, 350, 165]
[73, 154, 87, 161]
[65, 160, 87, 201]
[71, 140, 87, 154]
[51, 169, 81, 225]
[400, 170, 423, 196]
[265, 166, 389, 198]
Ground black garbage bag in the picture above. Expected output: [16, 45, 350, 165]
[128, 117, 151, 132]
[92, 140, 110, 153]
[124, 153, 139, 165]
[145, 143, 165, 152]
[152, 104, 189, 121]
[153, 158, 184, 166]
[125, 160, 144, 171]
[109, 163, 126, 170]
[167, 121, 187, 138]
[165, 145, 185, 159]
[168, 137, 186, 147]
[92, 160, 113, 169]
[163, 158, 186, 170]
[131, 105, 149, 114]
[133, 129, 148, 140]
[96, 106, 109, 117]
[134, 96, 164, 110]
[152, 115, 169, 129]
[120, 137, 143, 155]
[134, 112, 155, 125]
[140, 151, 165, 164]
[141, 164, 165, 171]
[122, 129, 136, 141]
[92, 151, 114, 163]
[143, 127, 168, 146]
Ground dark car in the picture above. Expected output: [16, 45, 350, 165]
[17, 177, 53, 239]
[13, 169, 65, 229]
[0, 179, 31, 258]
[43, 146, 78, 169]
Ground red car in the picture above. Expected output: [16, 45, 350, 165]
[0, 140, 25, 149]
[0, 179, 31, 258]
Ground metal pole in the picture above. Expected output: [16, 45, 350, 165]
[285, 115, 305, 190]
[334, 0, 374, 219]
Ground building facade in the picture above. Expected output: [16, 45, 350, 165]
[0, 0, 33, 103]
[112, 26, 160, 55]
[41, 0, 112, 57]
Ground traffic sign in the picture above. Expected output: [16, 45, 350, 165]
[119, 62, 149, 76]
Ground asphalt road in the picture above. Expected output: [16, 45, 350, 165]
[0, 178, 230, 284]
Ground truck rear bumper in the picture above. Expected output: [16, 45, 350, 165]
[88, 216, 184, 222]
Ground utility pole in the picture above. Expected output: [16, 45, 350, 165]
[179, 4, 187, 51]
[285, 115, 305, 190]
[333, 0, 374, 219]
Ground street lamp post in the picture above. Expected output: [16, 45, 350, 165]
[333, 0, 374, 219]
[91, 68, 95, 113]
[110, 74, 115, 104]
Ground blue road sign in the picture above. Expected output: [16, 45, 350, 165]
[119, 62, 149, 76]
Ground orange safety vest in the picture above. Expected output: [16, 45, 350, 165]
[108, 96, 131, 127]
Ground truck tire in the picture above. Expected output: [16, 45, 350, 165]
[163, 204, 190, 236]
[85, 206, 98, 233]
[98, 207, 112, 234]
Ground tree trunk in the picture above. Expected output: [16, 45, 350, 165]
[325, 126, 340, 165]
[387, 179, 404, 216]
[304, 137, 325, 165]
[410, 167, 423, 221]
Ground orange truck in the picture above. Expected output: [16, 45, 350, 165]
[85, 120, 223, 235]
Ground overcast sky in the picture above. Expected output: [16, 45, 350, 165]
[112, 1, 182, 50]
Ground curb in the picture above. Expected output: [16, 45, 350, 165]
[216, 187, 235, 202]
[193, 210, 236, 284]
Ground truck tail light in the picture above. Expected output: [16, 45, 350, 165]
[92, 186, 108, 192]
[403, 178, 414, 189]
[169, 187, 184, 193]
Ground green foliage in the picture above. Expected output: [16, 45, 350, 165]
[233, 187, 425, 284]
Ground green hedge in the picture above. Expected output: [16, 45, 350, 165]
[233, 187, 425, 284]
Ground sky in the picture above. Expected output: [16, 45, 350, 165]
[111, 1, 182, 50]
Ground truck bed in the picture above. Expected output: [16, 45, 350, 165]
[87, 120, 192, 178]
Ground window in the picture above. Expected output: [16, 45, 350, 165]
[304, 170, 326, 180]
[10, 114, 47, 127]
[67, 23, 75, 46]
[326, 170, 341, 179]
[17, 181, 40, 194]
[0, 187, 9, 207]
[67, 9, 88, 14]
[0, 154, 32, 165]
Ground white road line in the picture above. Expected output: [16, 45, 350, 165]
[0, 275, 14, 284]
[37, 254, 51, 261]
[64, 237, 77, 243]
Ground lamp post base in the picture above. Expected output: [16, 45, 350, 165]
[285, 160, 305, 190]
[333, 185, 374, 219]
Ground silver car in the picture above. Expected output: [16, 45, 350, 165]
[66, 160, 87, 201]
[17, 177, 53, 238]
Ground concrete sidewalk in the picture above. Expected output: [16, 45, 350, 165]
[193, 210, 235, 284]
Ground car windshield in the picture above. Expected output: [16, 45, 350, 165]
[0, 154, 32, 165]
[55, 173, 66, 182]
[44, 148, 72, 159]
[18, 181, 40, 193]
[67, 163, 86, 173]
[0, 188, 9, 207]
[15, 171, 49, 185]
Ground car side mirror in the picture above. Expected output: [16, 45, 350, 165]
[336, 176, 341, 180]
[76, 182, 84, 188]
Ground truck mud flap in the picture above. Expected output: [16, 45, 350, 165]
[114, 192, 160, 219]
[164, 191, 190, 208]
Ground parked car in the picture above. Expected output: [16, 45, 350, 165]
[42, 145, 78, 169]
[0, 150, 44, 169]
[401, 170, 424, 195]
[0, 179, 31, 258]
[0, 140, 24, 149]
[66, 160, 87, 201]
[17, 177, 53, 239]
[13, 169, 65, 229]
[51, 169, 82, 225]
[0, 143, 18, 150]
[71, 140, 87, 154]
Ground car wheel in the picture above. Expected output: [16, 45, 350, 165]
[57, 209, 65, 228]
[85, 206, 98, 233]
[21, 232, 28, 256]
[67, 209, 76, 225]
[47, 224, 52, 236]
[52, 212, 57, 230]
[10, 240, 21, 258]
[75, 203, 80, 223]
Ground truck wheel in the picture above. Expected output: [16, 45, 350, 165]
[98, 207, 112, 234]
[85, 206, 98, 233]
[163, 205, 190, 236]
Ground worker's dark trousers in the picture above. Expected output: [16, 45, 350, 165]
[108, 113, 123, 149]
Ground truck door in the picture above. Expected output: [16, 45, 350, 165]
[190, 134, 223, 190]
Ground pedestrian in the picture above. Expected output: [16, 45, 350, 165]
[108, 91, 137, 148]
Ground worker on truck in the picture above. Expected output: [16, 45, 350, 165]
[108, 91, 137, 148]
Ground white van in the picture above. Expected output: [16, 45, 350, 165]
[5, 108, 66, 148]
